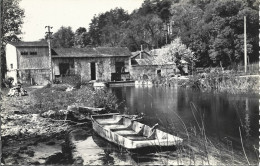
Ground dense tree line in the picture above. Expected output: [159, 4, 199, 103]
[170, 0, 259, 67]
[51, 0, 258, 68]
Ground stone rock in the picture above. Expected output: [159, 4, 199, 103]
[67, 105, 78, 112]
[65, 86, 74, 92]
[41, 110, 56, 118]
[31, 114, 40, 122]
[9, 127, 21, 136]
[27, 129, 39, 135]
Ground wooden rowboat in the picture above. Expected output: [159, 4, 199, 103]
[91, 113, 183, 149]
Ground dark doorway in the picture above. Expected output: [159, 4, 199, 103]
[115, 62, 125, 73]
[91, 62, 96, 80]
[157, 69, 161, 77]
[59, 63, 70, 76]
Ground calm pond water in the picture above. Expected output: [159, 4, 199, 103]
[84, 86, 259, 165]
[111, 86, 259, 143]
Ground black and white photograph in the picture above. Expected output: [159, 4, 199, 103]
[0, 0, 259, 165]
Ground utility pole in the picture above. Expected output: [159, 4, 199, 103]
[0, 1, 2, 163]
[244, 16, 247, 73]
[45, 26, 53, 83]
[0, 0, 3, 91]
[164, 22, 168, 44]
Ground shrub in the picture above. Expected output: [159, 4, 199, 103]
[183, 71, 258, 94]
[3, 77, 14, 88]
[30, 84, 118, 113]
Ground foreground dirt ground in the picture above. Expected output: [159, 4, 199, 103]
[1, 86, 70, 164]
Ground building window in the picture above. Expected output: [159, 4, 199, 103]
[30, 52, 37, 55]
[10, 64, 13, 69]
[21, 51, 28, 55]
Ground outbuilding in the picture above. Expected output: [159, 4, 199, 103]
[5, 41, 132, 85]
[5, 41, 50, 85]
[52, 47, 131, 83]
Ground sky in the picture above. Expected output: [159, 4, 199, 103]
[19, 0, 144, 41]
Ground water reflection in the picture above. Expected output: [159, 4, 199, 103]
[75, 86, 258, 164]
[110, 86, 259, 148]
[244, 98, 250, 138]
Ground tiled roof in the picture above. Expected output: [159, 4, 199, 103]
[8, 41, 48, 47]
[52, 47, 132, 58]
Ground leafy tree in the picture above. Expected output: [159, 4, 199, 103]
[74, 27, 91, 48]
[170, 2, 207, 66]
[203, 0, 258, 67]
[52, 26, 74, 48]
[137, 0, 175, 21]
[169, 0, 258, 68]
[154, 37, 195, 74]
[1, 0, 24, 79]
[88, 8, 130, 47]
[124, 13, 164, 51]
[2, 0, 24, 43]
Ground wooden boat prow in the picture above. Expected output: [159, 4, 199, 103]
[91, 113, 183, 149]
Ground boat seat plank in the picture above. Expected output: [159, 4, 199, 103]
[124, 135, 155, 141]
[117, 133, 140, 137]
[96, 118, 124, 125]
[129, 137, 155, 141]
[110, 128, 132, 131]
[110, 124, 133, 131]
[114, 130, 136, 135]
[103, 124, 127, 130]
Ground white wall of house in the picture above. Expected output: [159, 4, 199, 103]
[5, 44, 18, 84]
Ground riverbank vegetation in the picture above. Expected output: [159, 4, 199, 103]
[178, 71, 259, 94]
[6, 84, 118, 114]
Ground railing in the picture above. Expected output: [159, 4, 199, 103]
[111, 72, 130, 81]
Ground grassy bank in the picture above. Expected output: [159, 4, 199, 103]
[1, 84, 119, 165]
[175, 71, 259, 94]
[2, 84, 118, 115]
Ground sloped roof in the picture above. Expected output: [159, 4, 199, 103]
[130, 50, 151, 59]
[131, 51, 139, 56]
[52, 47, 132, 58]
[132, 58, 175, 66]
[8, 41, 48, 47]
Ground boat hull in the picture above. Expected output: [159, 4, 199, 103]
[91, 114, 183, 149]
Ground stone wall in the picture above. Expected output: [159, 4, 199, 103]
[75, 57, 129, 82]
[130, 64, 178, 80]
[17, 47, 49, 69]
[18, 69, 50, 85]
